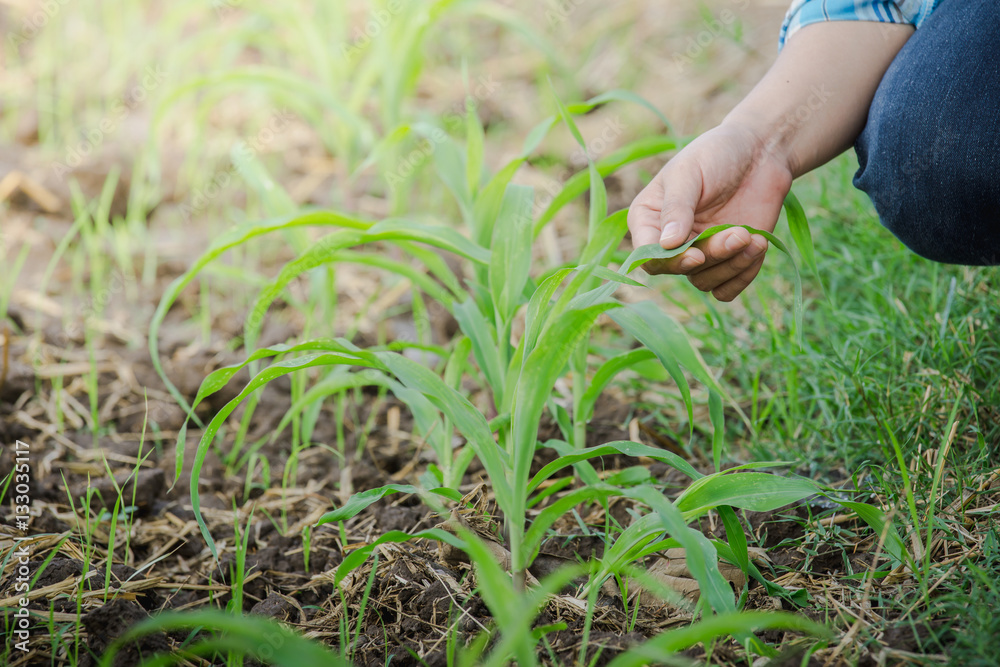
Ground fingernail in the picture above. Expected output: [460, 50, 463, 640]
[660, 222, 680, 244]
[679, 256, 701, 271]
[743, 242, 765, 259]
[725, 233, 747, 252]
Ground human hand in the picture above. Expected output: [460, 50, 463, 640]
[627, 123, 793, 302]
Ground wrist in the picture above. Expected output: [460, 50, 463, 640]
[718, 108, 799, 178]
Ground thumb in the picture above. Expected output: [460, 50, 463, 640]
[657, 169, 701, 248]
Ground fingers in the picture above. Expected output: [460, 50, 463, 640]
[627, 163, 701, 250]
[641, 246, 706, 276]
[687, 235, 769, 300]
[645, 226, 752, 276]
[711, 255, 766, 302]
[656, 169, 700, 248]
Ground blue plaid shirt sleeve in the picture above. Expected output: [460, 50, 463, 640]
[779, 0, 942, 48]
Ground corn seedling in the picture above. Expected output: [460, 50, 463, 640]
[150, 90, 902, 663]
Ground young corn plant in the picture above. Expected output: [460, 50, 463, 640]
[156, 94, 902, 662]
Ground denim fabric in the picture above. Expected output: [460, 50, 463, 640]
[853, 0, 1000, 265]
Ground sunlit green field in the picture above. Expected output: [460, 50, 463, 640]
[1, 1, 997, 665]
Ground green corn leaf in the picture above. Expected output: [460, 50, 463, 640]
[577, 264, 645, 290]
[377, 352, 514, 512]
[466, 96, 486, 199]
[489, 185, 535, 324]
[522, 268, 574, 357]
[317, 484, 461, 525]
[192, 347, 374, 558]
[428, 129, 472, 219]
[783, 191, 819, 282]
[237, 223, 473, 363]
[588, 160, 608, 240]
[709, 460, 798, 473]
[618, 300, 742, 421]
[453, 299, 505, 396]
[618, 224, 739, 274]
[176, 339, 364, 485]
[150, 211, 374, 421]
[230, 141, 295, 216]
[533, 135, 677, 235]
[547, 398, 574, 444]
[365, 218, 490, 264]
[625, 224, 804, 347]
[832, 499, 908, 565]
[709, 390, 725, 472]
[541, 437, 611, 489]
[243, 229, 365, 349]
[521, 116, 560, 157]
[521, 87, 671, 161]
[588, 514, 668, 596]
[580, 349, 657, 422]
[676, 472, 819, 518]
[511, 303, 620, 488]
[354, 122, 413, 178]
[627, 486, 735, 615]
[550, 80, 587, 148]
[445, 335, 473, 390]
[610, 303, 696, 432]
[329, 249, 457, 304]
[499, 336, 526, 417]
[523, 484, 624, 559]
[718, 505, 750, 578]
[542, 261, 607, 331]
[528, 440, 701, 493]
[473, 157, 526, 247]
[98, 609, 347, 667]
[711, 539, 810, 606]
[580, 209, 629, 266]
[399, 241, 468, 300]
[606, 611, 830, 667]
[270, 368, 445, 457]
[271, 368, 395, 443]
[579, 89, 673, 134]
[460, 530, 519, 633]
[470, 561, 591, 667]
[190, 340, 354, 409]
[605, 466, 654, 487]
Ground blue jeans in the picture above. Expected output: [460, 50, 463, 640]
[853, 0, 1000, 266]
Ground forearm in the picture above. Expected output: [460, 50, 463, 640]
[724, 21, 913, 178]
